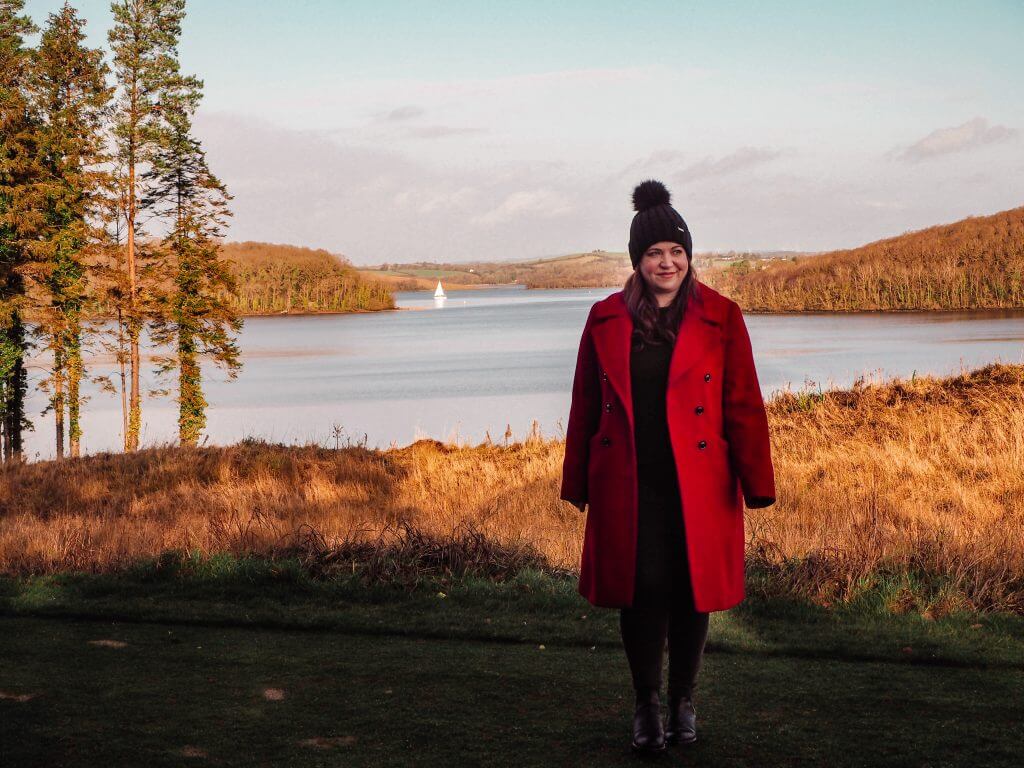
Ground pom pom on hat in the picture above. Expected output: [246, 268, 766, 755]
[632, 179, 671, 212]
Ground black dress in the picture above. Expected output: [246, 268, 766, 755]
[629, 306, 694, 610]
[619, 306, 711, 701]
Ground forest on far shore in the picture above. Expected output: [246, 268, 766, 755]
[217, 242, 394, 315]
[705, 206, 1024, 311]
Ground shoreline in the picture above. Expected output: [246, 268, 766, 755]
[235, 301, 1024, 318]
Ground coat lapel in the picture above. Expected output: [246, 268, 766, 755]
[591, 284, 721, 431]
[667, 287, 721, 387]
[591, 297, 633, 426]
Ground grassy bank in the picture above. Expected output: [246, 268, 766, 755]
[1, 362, 1022, 614]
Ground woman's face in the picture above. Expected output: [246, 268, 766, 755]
[638, 241, 689, 302]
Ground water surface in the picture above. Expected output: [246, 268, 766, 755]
[22, 285, 1024, 460]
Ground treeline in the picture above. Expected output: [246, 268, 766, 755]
[1, 0, 240, 463]
[704, 207, 1024, 311]
[217, 242, 394, 314]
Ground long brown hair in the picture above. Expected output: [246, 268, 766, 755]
[623, 259, 701, 349]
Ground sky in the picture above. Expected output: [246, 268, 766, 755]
[21, 0, 1024, 264]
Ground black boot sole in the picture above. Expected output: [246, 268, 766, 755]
[631, 740, 667, 756]
[665, 733, 697, 746]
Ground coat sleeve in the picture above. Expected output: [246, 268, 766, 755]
[560, 305, 601, 504]
[722, 300, 776, 508]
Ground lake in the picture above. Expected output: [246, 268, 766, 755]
[21, 285, 1024, 461]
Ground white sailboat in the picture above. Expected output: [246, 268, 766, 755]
[434, 280, 446, 299]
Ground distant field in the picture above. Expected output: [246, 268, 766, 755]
[357, 268, 486, 291]
[360, 250, 634, 290]
[359, 250, 805, 291]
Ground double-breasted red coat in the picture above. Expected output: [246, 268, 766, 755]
[560, 280, 776, 613]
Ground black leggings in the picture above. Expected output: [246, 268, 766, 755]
[619, 479, 710, 701]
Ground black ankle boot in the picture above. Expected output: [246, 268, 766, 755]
[631, 689, 666, 755]
[664, 695, 697, 745]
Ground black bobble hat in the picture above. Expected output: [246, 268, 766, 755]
[628, 179, 692, 268]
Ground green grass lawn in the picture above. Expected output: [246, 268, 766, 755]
[2, 559, 1022, 767]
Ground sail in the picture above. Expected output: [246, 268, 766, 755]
[434, 280, 446, 298]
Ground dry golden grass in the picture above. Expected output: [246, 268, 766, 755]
[2, 363, 1022, 613]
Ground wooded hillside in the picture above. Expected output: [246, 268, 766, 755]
[704, 206, 1024, 311]
[219, 242, 394, 314]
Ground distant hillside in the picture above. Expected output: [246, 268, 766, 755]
[518, 251, 633, 288]
[356, 266, 487, 292]
[221, 242, 394, 314]
[704, 207, 1024, 311]
[360, 251, 632, 290]
[361, 250, 801, 290]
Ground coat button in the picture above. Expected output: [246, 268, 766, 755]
[698, 440, 707, 449]
[601, 372, 608, 381]
[704, 372, 711, 382]
[600, 436, 611, 446]
[695, 405, 704, 415]
[604, 402, 612, 412]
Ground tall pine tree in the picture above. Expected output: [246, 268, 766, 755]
[0, 0, 39, 463]
[143, 63, 241, 446]
[107, 0, 185, 451]
[26, 2, 113, 457]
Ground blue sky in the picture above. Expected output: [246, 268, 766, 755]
[22, 0, 1024, 263]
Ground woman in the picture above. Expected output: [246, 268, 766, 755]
[560, 179, 776, 755]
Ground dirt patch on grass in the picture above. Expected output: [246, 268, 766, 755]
[299, 735, 357, 749]
[0, 691, 37, 702]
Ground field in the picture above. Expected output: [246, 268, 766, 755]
[2, 362, 1022, 614]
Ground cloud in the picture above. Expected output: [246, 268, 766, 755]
[677, 146, 782, 180]
[380, 105, 425, 121]
[893, 117, 1017, 162]
[396, 186, 479, 214]
[360, 104, 485, 140]
[616, 146, 782, 188]
[193, 111, 604, 262]
[403, 124, 486, 139]
[471, 189, 577, 226]
[614, 149, 688, 181]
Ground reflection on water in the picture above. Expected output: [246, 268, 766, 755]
[22, 285, 1024, 461]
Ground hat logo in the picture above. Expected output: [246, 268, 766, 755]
[677, 226, 687, 233]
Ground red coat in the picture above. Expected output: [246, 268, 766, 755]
[560, 280, 776, 613]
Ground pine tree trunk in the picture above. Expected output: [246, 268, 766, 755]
[178, 336, 203, 447]
[118, 308, 128, 450]
[127, 159, 140, 451]
[4, 312, 26, 463]
[67, 319, 82, 458]
[129, 320, 140, 451]
[54, 345, 65, 459]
